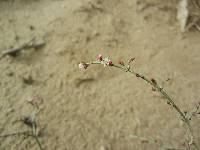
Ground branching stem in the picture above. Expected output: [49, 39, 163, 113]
[90, 61, 199, 150]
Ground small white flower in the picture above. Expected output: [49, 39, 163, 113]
[79, 62, 89, 69]
[102, 57, 113, 66]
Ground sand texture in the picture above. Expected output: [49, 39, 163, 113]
[0, 0, 200, 150]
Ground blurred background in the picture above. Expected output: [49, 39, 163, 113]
[0, 0, 200, 149]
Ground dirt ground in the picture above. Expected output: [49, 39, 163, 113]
[0, 0, 200, 150]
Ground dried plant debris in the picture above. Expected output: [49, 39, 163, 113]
[191, 0, 200, 9]
[185, 103, 200, 120]
[177, 0, 189, 32]
[185, 0, 200, 31]
[186, 17, 200, 31]
[1, 38, 45, 57]
[177, 0, 200, 32]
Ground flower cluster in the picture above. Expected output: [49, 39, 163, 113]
[79, 54, 113, 70]
[96, 54, 103, 61]
[78, 62, 89, 70]
[96, 54, 113, 67]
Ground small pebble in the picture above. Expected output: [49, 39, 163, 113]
[22, 75, 34, 85]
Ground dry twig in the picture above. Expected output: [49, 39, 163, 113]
[1, 39, 45, 57]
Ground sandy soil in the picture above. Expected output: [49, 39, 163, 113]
[0, 0, 200, 150]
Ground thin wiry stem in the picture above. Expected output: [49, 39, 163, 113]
[33, 135, 43, 150]
[30, 109, 44, 150]
[114, 64, 187, 121]
[32, 122, 43, 150]
[90, 61, 199, 150]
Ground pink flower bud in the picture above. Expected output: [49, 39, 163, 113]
[108, 60, 113, 66]
[128, 57, 135, 63]
[96, 54, 103, 61]
[79, 62, 89, 70]
[118, 60, 124, 66]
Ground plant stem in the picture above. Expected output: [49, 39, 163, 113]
[90, 61, 199, 149]
[33, 135, 43, 150]
[112, 64, 188, 119]
[32, 122, 44, 150]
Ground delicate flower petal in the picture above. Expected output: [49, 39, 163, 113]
[96, 54, 103, 61]
[79, 62, 89, 69]
[108, 60, 113, 66]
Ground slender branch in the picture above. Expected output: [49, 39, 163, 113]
[32, 122, 44, 150]
[29, 109, 44, 150]
[33, 135, 43, 150]
[91, 61, 187, 120]
[1, 39, 45, 57]
[115, 64, 187, 121]
[88, 60, 199, 150]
